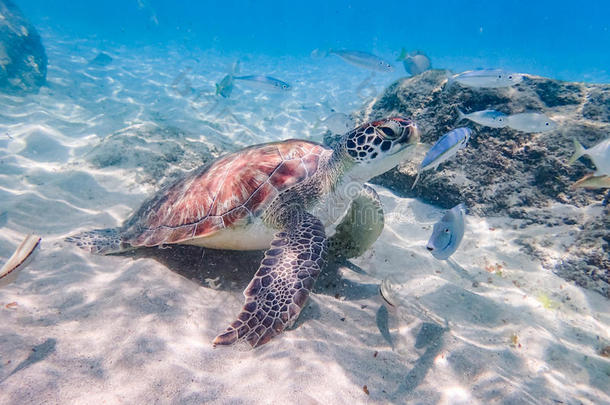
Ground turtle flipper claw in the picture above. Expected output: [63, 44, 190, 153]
[213, 212, 327, 348]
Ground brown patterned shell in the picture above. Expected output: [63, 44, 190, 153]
[124, 140, 328, 247]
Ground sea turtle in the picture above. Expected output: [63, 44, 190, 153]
[67, 117, 420, 348]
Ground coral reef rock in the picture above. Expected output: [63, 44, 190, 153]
[0, 0, 47, 93]
[345, 70, 609, 296]
[84, 123, 217, 187]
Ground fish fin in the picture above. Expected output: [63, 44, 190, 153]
[411, 170, 421, 190]
[568, 138, 586, 165]
[570, 173, 593, 189]
[396, 47, 408, 61]
[455, 203, 468, 215]
[231, 60, 240, 75]
[215, 83, 220, 95]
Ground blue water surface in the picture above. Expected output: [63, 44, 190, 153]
[15, 0, 610, 83]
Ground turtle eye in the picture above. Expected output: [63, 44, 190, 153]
[378, 120, 402, 139]
[379, 126, 397, 138]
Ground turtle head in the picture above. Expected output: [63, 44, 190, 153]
[339, 117, 419, 180]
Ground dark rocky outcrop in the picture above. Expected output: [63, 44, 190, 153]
[0, 0, 47, 93]
[338, 70, 609, 296]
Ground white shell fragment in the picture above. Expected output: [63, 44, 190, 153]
[0, 234, 41, 287]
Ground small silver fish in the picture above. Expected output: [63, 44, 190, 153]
[320, 113, 355, 134]
[457, 109, 508, 128]
[233, 75, 291, 92]
[571, 174, 610, 189]
[216, 74, 234, 98]
[0, 234, 41, 287]
[452, 69, 523, 88]
[379, 278, 400, 308]
[215, 61, 240, 98]
[412, 127, 471, 189]
[505, 112, 557, 133]
[568, 137, 610, 176]
[397, 48, 431, 76]
[330, 50, 394, 72]
[426, 204, 466, 260]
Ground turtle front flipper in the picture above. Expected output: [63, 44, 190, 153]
[213, 212, 327, 348]
[328, 184, 384, 260]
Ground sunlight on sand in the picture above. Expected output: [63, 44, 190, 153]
[0, 33, 608, 404]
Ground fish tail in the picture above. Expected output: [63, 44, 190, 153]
[457, 108, 465, 122]
[411, 171, 421, 189]
[396, 47, 408, 61]
[311, 48, 329, 58]
[444, 72, 456, 89]
[568, 138, 586, 165]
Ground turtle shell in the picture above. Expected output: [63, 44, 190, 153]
[124, 140, 327, 247]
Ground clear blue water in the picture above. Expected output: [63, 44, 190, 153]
[16, 0, 610, 82]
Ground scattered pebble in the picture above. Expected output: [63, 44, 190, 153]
[373, 351, 378, 358]
[601, 346, 610, 358]
[5, 302, 18, 309]
[510, 333, 519, 347]
[362, 385, 369, 395]
[340, 317, 345, 322]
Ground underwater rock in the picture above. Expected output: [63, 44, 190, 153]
[85, 123, 216, 186]
[0, 0, 47, 93]
[341, 69, 609, 296]
[88, 52, 113, 67]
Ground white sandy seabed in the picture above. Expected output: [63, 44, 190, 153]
[0, 34, 609, 404]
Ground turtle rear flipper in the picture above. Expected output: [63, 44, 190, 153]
[65, 228, 126, 255]
[213, 212, 327, 348]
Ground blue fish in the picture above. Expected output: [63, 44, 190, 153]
[234, 75, 291, 92]
[412, 127, 471, 189]
[426, 204, 466, 260]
